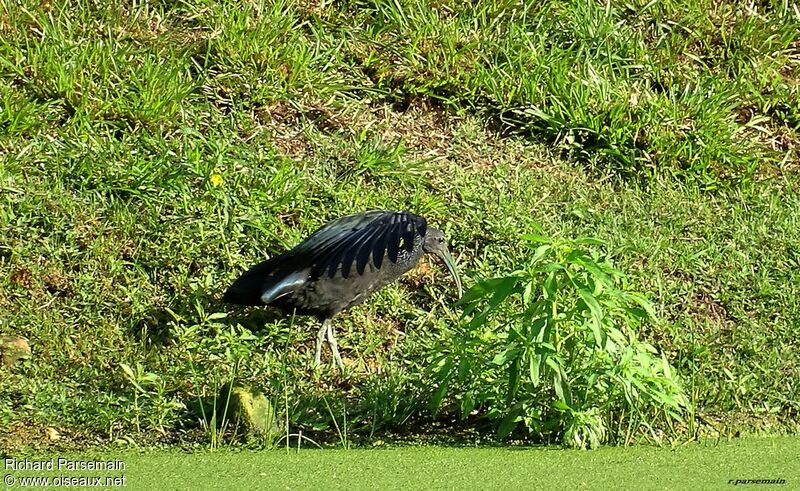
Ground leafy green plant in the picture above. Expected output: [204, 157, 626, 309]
[119, 362, 184, 435]
[429, 231, 689, 447]
[322, 396, 350, 450]
[170, 303, 265, 448]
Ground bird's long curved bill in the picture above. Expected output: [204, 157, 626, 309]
[435, 247, 463, 299]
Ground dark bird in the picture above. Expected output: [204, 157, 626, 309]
[224, 210, 463, 368]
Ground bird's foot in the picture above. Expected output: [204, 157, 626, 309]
[314, 321, 328, 368]
[326, 322, 345, 371]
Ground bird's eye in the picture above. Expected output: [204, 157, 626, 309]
[438, 237, 444, 244]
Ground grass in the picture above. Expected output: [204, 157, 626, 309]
[5, 437, 799, 490]
[0, 0, 799, 450]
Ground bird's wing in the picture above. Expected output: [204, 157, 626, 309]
[224, 210, 428, 305]
[290, 210, 427, 279]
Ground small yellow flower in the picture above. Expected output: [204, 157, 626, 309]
[209, 173, 224, 187]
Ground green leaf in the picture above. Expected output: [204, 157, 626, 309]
[430, 381, 449, 414]
[529, 317, 546, 339]
[119, 363, 146, 394]
[457, 276, 520, 308]
[530, 244, 552, 265]
[573, 237, 606, 246]
[565, 248, 584, 263]
[456, 285, 490, 309]
[506, 358, 521, 404]
[543, 271, 558, 299]
[552, 400, 571, 412]
[529, 353, 540, 386]
[120, 363, 135, 381]
[537, 342, 557, 353]
[433, 357, 453, 381]
[492, 347, 523, 366]
[522, 281, 534, 306]
[141, 372, 159, 383]
[574, 255, 614, 287]
[653, 391, 680, 409]
[508, 326, 524, 343]
[522, 233, 551, 244]
[539, 263, 566, 273]
[464, 276, 523, 329]
[553, 370, 567, 403]
[624, 292, 658, 320]
[457, 358, 471, 381]
[460, 391, 476, 418]
[544, 356, 561, 372]
[497, 408, 521, 439]
[576, 284, 606, 348]
[661, 352, 673, 379]
[623, 307, 649, 320]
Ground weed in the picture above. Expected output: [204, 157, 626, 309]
[430, 232, 689, 447]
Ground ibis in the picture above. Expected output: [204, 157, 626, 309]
[224, 210, 462, 368]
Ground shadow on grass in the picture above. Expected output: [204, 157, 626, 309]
[131, 286, 291, 347]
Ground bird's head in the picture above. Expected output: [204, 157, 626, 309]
[423, 228, 463, 298]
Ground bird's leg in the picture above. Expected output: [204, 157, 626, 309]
[326, 321, 344, 370]
[314, 319, 329, 368]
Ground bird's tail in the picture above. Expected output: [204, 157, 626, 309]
[224, 258, 307, 306]
[224, 260, 277, 306]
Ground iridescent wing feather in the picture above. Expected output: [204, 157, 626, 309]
[223, 210, 427, 306]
